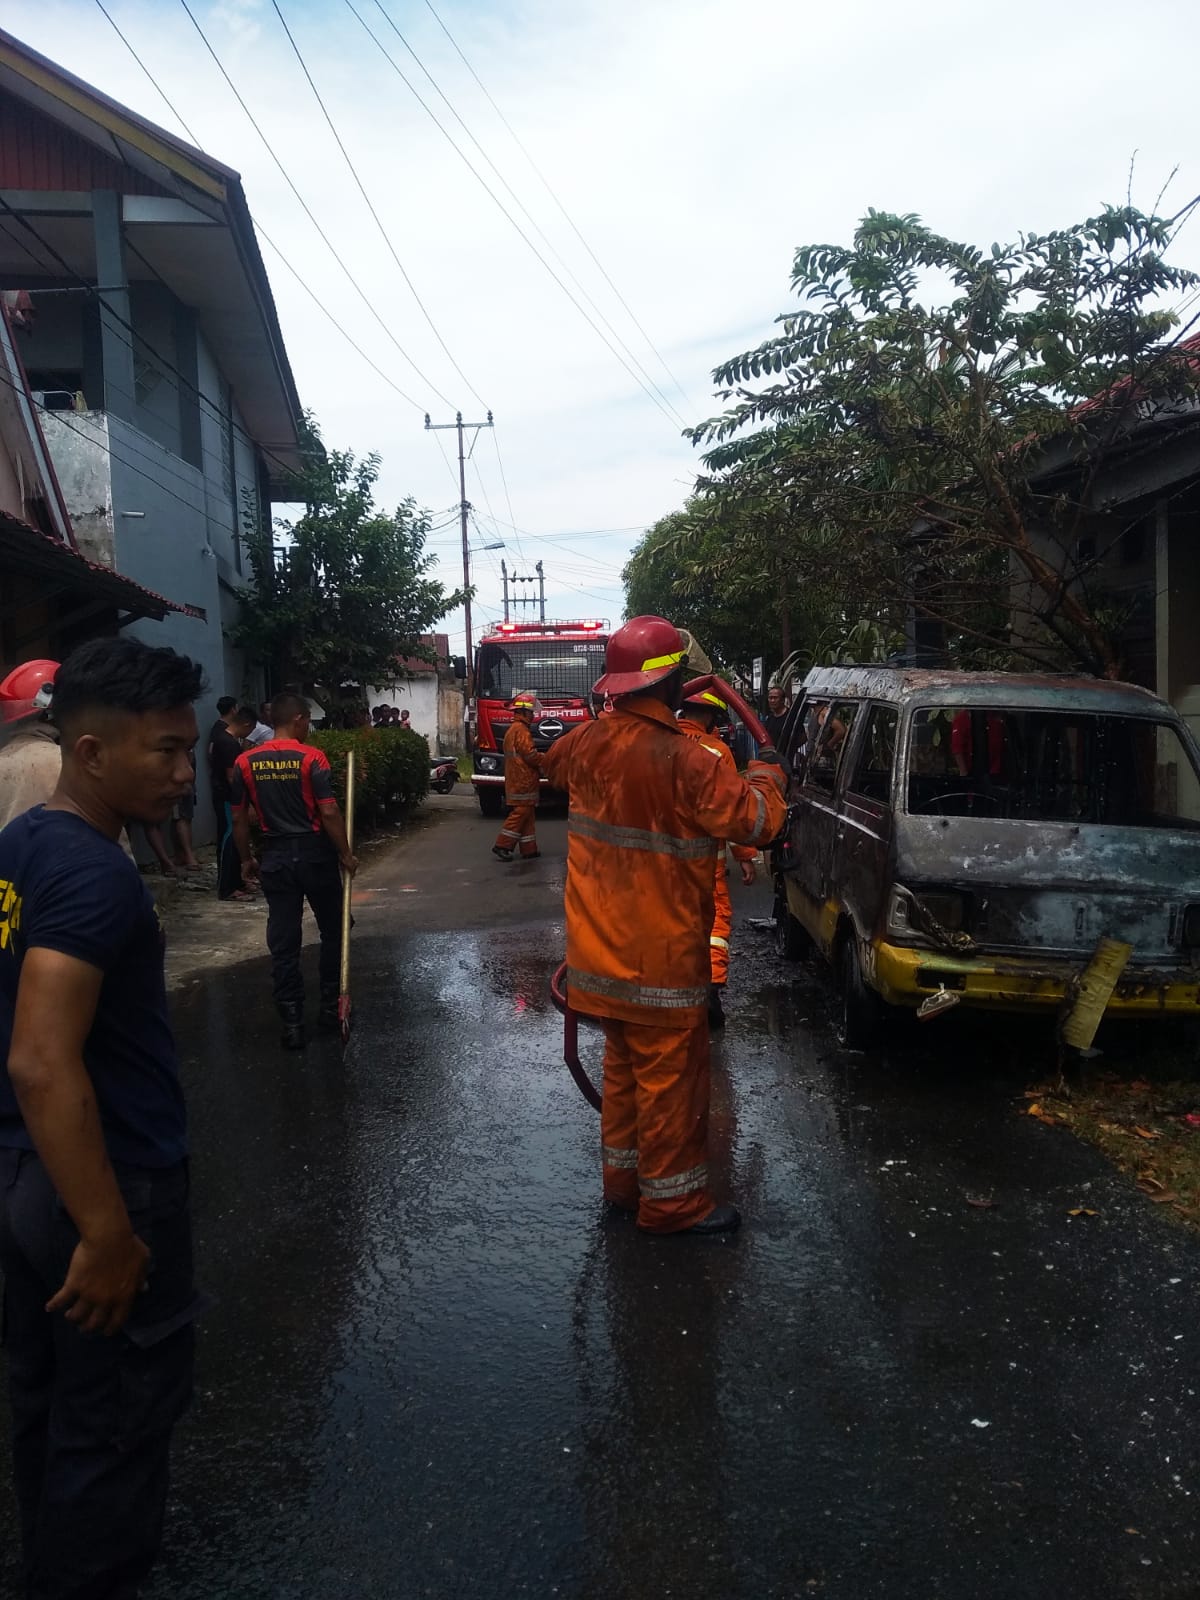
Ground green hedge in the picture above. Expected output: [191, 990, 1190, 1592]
[308, 726, 430, 830]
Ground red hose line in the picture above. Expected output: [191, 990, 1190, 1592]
[684, 674, 772, 746]
[551, 962, 601, 1111]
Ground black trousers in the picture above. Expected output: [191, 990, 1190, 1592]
[0, 1150, 201, 1600]
[260, 834, 344, 1006]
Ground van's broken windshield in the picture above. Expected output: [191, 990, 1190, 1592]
[907, 707, 1200, 828]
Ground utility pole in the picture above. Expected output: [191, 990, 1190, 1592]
[425, 409, 493, 675]
[506, 559, 548, 622]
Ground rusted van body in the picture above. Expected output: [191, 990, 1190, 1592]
[773, 667, 1200, 1043]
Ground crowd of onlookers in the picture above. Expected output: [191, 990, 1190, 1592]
[371, 704, 411, 729]
[138, 695, 278, 899]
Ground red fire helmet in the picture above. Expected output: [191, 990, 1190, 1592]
[0, 658, 58, 723]
[592, 616, 687, 698]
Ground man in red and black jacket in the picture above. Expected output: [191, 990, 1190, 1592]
[230, 693, 357, 1050]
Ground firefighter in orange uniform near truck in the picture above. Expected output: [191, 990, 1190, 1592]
[677, 688, 758, 1030]
[541, 617, 787, 1235]
[492, 691, 544, 861]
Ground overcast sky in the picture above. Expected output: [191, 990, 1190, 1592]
[6, 0, 1199, 655]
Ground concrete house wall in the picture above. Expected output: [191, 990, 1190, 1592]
[0, 35, 304, 842]
[14, 273, 282, 840]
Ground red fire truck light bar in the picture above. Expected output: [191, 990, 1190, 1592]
[492, 619, 606, 634]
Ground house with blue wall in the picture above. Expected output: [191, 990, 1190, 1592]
[0, 25, 305, 839]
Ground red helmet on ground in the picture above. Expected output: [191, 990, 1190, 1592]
[593, 616, 687, 698]
[0, 658, 58, 724]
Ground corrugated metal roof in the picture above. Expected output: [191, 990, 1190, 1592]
[0, 509, 205, 620]
[0, 91, 170, 196]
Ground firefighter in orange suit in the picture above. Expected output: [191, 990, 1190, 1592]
[541, 617, 787, 1235]
[677, 688, 758, 1030]
[493, 691, 544, 861]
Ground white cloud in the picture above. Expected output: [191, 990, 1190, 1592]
[4, 0, 1197, 653]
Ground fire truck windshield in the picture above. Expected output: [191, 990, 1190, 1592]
[476, 637, 607, 700]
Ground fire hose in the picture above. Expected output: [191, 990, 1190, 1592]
[549, 676, 776, 1110]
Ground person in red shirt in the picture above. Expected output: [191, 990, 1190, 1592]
[230, 693, 357, 1050]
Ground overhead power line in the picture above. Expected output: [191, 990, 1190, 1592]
[269, 0, 487, 411]
[421, 0, 695, 415]
[344, 0, 685, 430]
[0, 196, 311, 488]
[91, 0, 430, 417]
[91, 2, 423, 417]
[368, 0, 685, 427]
[490, 426, 521, 549]
[178, 0, 453, 409]
[93, 0, 200, 142]
[0, 197, 291, 479]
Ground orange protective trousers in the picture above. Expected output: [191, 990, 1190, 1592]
[495, 803, 537, 857]
[599, 1018, 714, 1232]
[710, 857, 732, 987]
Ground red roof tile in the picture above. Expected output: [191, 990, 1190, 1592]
[0, 510, 206, 620]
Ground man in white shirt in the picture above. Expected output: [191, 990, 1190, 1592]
[246, 700, 274, 747]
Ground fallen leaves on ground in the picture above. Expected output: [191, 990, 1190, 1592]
[1028, 1068, 1200, 1233]
[1027, 1101, 1066, 1126]
[1136, 1175, 1181, 1204]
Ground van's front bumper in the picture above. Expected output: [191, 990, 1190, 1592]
[871, 941, 1200, 1015]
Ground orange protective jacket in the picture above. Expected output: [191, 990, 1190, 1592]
[541, 696, 787, 1027]
[502, 720, 543, 802]
[676, 717, 759, 866]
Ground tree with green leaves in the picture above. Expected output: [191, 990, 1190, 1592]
[622, 499, 902, 679]
[687, 205, 1200, 675]
[235, 418, 464, 713]
[622, 501, 811, 675]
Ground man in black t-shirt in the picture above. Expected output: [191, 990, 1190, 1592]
[763, 683, 792, 750]
[209, 701, 255, 900]
[0, 635, 206, 1599]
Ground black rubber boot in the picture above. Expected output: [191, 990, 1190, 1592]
[317, 984, 340, 1034]
[679, 1204, 741, 1235]
[278, 1001, 306, 1051]
[707, 984, 726, 1030]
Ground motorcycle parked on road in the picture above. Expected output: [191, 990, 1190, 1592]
[430, 757, 458, 795]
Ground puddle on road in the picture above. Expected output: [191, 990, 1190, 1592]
[134, 909, 1200, 1600]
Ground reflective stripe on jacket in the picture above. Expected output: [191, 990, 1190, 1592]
[541, 696, 786, 1026]
[502, 721, 543, 802]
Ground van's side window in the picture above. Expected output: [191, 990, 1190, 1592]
[848, 706, 898, 803]
[803, 701, 857, 792]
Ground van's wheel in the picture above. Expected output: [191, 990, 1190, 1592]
[773, 892, 808, 960]
[836, 936, 884, 1050]
[477, 789, 503, 819]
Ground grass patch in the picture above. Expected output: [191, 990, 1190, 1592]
[1027, 1038, 1200, 1227]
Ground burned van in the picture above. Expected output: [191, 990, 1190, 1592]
[772, 667, 1200, 1045]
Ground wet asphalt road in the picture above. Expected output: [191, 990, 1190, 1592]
[4, 792, 1200, 1598]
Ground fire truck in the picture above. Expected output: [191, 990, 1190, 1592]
[470, 618, 609, 816]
